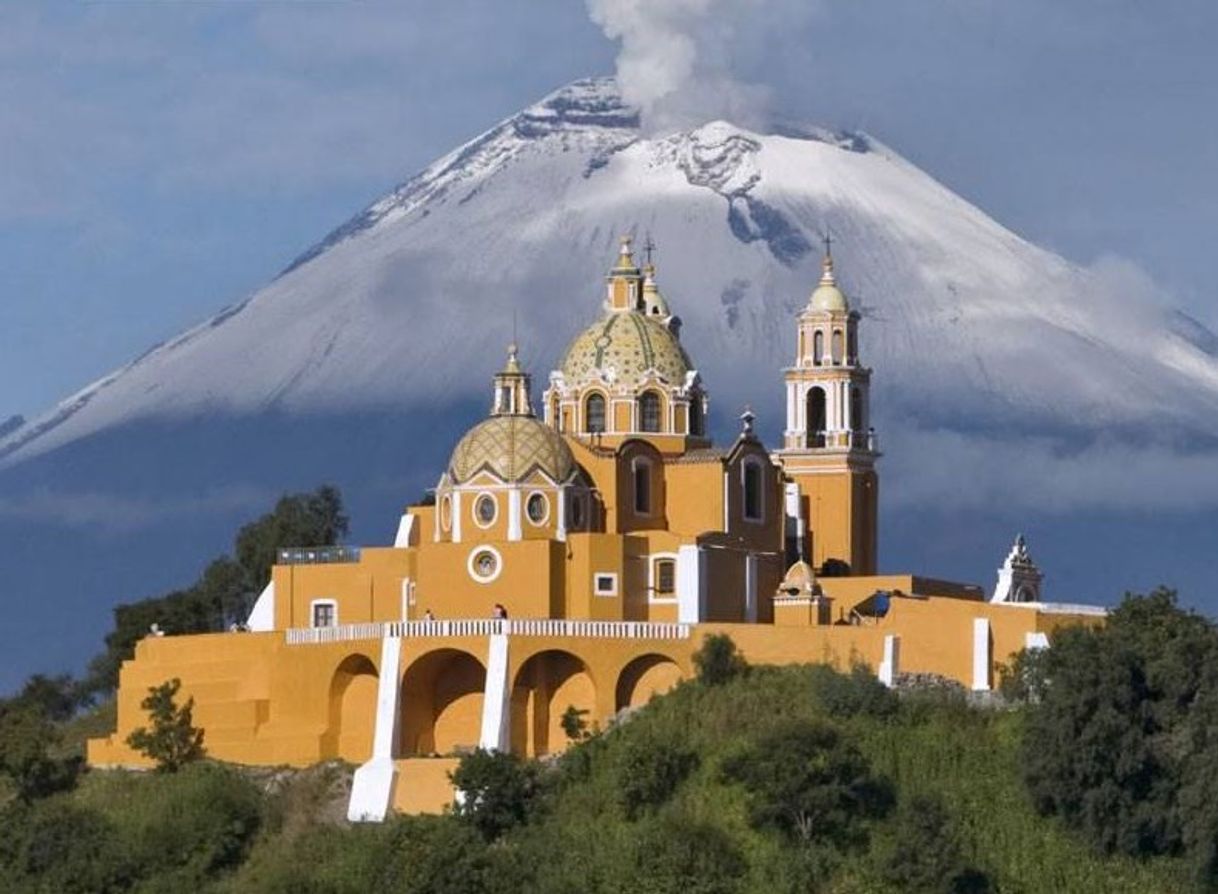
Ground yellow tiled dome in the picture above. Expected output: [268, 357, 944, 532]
[559, 311, 693, 388]
[448, 415, 576, 485]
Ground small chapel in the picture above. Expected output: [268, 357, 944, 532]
[88, 237, 1102, 819]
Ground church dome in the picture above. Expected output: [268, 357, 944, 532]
[560, 311, 693, 388]
[448, 415, 576, 485]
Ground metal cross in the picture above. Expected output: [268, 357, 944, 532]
[643, 234, 657, 266]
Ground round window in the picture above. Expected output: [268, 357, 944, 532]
[468, 547, 502, 583]
[474, 494, 497, 527]
[526, 492, 548, 525]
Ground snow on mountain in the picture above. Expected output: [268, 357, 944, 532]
[5, 76, 1218, 468]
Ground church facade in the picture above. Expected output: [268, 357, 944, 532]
[88, 238, 1101, 819]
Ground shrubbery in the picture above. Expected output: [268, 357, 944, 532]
[1020, 588, 1218, 885]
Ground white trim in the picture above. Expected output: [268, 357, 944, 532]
[467, 546, 504, 584]
[507, 489, 522, 541]
[479, 633, 512, 751]
[473, 491, 498, 529]
[400, 578, 414, 620]
[310, 598, 338, 629]
[439, 495, 452, 533]
[677, 545, 702, 623]
[451, 490, 462, 543]
[593, 572, 619, 597]
[525, 490, 550, 527]
[394, 512, 417, 548]
[972, 618, 991, 691]
[878, 634, 900, 687]
[556, 488, 567, 541]
[347, 635, 403, 822]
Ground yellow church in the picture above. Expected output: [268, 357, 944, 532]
[88, 238, 1102, 819]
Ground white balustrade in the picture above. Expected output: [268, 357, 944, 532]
[285, 617, 692, 645]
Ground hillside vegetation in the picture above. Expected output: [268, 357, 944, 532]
[3, 593, 1208, 893]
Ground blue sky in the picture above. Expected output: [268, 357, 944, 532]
[1, 0, 1215, 420]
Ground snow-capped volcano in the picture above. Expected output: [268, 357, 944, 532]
[5, 77, 1218, 465]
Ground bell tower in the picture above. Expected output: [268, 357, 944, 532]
[777, 240, 879, 575]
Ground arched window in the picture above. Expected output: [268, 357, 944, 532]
[585, 393, 606, 433]
[568, 493, 584, 529]
[806, 388, 826, 448]
[813, 330, 824, 366]
[850, 387, 863, 433]
[847, 327, 858, 365]
[689, 395, 704, 436]
[633, 459, 652, 515]
[639, 392, 662, 432]
[831, 329, 844, 364]
[742, 459, 763, 522]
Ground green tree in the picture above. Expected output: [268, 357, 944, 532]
[722, 718, 893, 848]
[881, 794, 992, 894]
[615, 732, 699, 819]
[450, 748, 541, 841]
[234, 484, 348, 586]
[560, 704, 590, 742]
[126, 678, 206, 772]
[693, 633, 748, 686]
[628, 813, 746, 894]
[0, 704, 81, 801]
[1022, 588, 1216, 858]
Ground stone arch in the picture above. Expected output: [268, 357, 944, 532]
[615, 653, 683, 712]
[399, 648, 487, 756]
[510, 649, 596, 757]
[326, 653, 378, 762]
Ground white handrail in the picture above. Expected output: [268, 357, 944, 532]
[285, 618, 692, 645]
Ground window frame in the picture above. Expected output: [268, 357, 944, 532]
[525, 490, 550, 526]
[310, 599, 338, 629]
[593, 572, 619, 597]
[585, 392, 607, 433]
[638, 391, 663, 433]
[649, 553, 679, 603]
[473, 492, 498, 529]
[467, 545, 504, 584]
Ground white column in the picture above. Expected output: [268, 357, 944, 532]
[556, 487, 567, 542]
[507, 489, 522, 541]
[348, 635, 403, 822]
[451, 491, 462, 544]
[878, 634, 900, 687]
[677, 545, 702, 623]
[479, 632, 511, 751]
[972, 618, 992, 691]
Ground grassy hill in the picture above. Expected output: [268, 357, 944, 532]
[0, 661, 1191, 893]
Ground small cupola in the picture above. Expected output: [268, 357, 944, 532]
[605, 235, 644, 312]
[492, 343, 533, 417]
